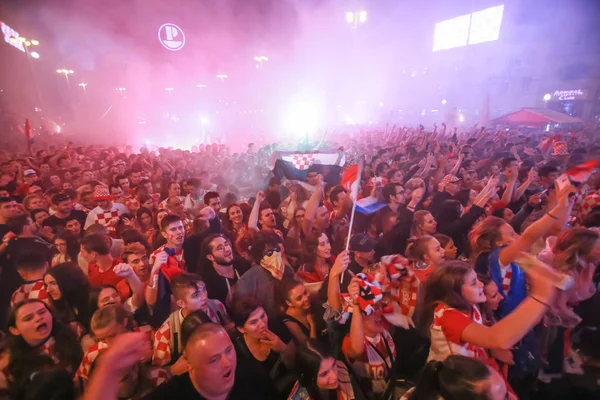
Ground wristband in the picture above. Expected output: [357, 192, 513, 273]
[529, 295, 549, 308]
[546, 212, 558, 220]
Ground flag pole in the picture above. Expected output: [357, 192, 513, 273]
[342, 156, 364, 283]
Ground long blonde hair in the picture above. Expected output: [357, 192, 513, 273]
[468, 216, 507, 260]
[411, 210, 433, 238]
[552, 228, 599, 273]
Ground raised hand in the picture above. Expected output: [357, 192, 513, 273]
[330, 250, 350, 278]
[113, 263, 134, 278]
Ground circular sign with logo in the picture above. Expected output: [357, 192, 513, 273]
[158, 23, 185, 51]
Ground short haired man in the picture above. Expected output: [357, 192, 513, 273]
[347, 233, 377, 275]
[428, 174, 462, 218]
[381, 182, 405, 214]
[84, 187, 128, 237]
[147, 214, 187, 325]
[152, 273, 232, 375]
[249, 191, 283, 239]
[146, 323, 259, 399]
[43, 193, 87, 233]
[11, 250, 49, 306]
[5, 214, 53, 263]
[75, 305, 158, 390]
[203, 191, 221, 214]
[81, 233, 131, 300]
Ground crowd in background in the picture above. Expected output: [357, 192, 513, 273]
[0, 122, 599, 399]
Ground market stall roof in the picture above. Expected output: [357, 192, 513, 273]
[491, 108, 581, 126]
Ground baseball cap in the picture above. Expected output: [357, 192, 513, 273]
[442, 174, 462, 185]
[52, 193, 71, 204]
[24, 169, 37, 177]
[350, 233, 377, 253]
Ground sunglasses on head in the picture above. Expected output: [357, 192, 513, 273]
[263, 245, 281, 257]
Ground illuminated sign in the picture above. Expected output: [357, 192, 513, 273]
[552, 89, 587, 101]
[433, 5, 505, 52]
[1, 21, 25, 52]
[158, 23, 185, 51]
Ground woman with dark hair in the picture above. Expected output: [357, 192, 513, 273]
[0, 300, 83, 396]
[279, 279, 319, 345]
[230, 295, 296, 399]
[402, 355, 515, 400]
[52, 232, 80, 267]
[138, 194, 155, 212]
[292, 339, 355, 400]
[422, 259, 556, 395]
[223, 203, 249, 244]
[436, 184, 495, 258]
[135, 207, 155, 239]
[43, 263, 92, 340]
[297, 231, 334, 286]
[284, 207, 306, 264]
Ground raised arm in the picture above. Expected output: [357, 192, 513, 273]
[248, 190, 265, 232]
[498, 184, 575, 266]
[345, 278, 365, 360]
[461, 257, 556, 349]
[302, 175, 324, 236]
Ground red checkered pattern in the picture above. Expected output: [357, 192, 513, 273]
[76, 325, 154, 382]
[501, 266, 512, 294]
[152, 319, 173, 367]
[149, 367, 171, 387]
[11, 280, 49, 307]
[580, 192, 600, 218]
[149, 246, 186, 281]
[125, 195, 140, 212]
[75, 341, 110, 381]
[291, 154, 316, 171]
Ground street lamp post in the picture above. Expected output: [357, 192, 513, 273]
[254, 55, 268, 69]
[216, 74, 228, 83]
[345, 11, 367, 29]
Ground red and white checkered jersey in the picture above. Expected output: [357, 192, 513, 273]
[428, 304, 486, 363]
[500, 265, 512, 294]
[579, 192, 600, 218]
[84, 203, 128, 233]
[149, 245, 186, 280]
[152, 318, 174, 367]
[76, 325, 154, 382]
[11, 280, 49, 307]
[342, 330, 396, 395]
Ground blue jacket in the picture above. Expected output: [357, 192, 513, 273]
[488, 246, 527, 320]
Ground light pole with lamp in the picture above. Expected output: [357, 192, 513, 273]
[345, 10, 367, 29]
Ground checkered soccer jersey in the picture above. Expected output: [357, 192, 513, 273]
[342, 330, 396, 395]
[152, 301, 229, 367]
[76, 325, 156, 384]
[11, 280, 49, 307]
[428, 304, 487, 362]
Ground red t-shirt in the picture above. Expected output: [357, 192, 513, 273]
[88, 258, 131, 300]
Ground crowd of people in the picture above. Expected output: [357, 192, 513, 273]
[0, 122, 599, 400]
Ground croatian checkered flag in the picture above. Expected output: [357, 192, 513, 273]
[270, 150, 346, 184]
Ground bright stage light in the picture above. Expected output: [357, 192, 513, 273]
[283, 101, 320, 138]
[346, 12, 354, 23]
[200, 116, 209, 125]
[359, 11, 367, 23]
[30, 51, 40, 59]
[30, 40, 39, 46]
[441, 99, 447, 104]
[543, 93, 551, 101]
